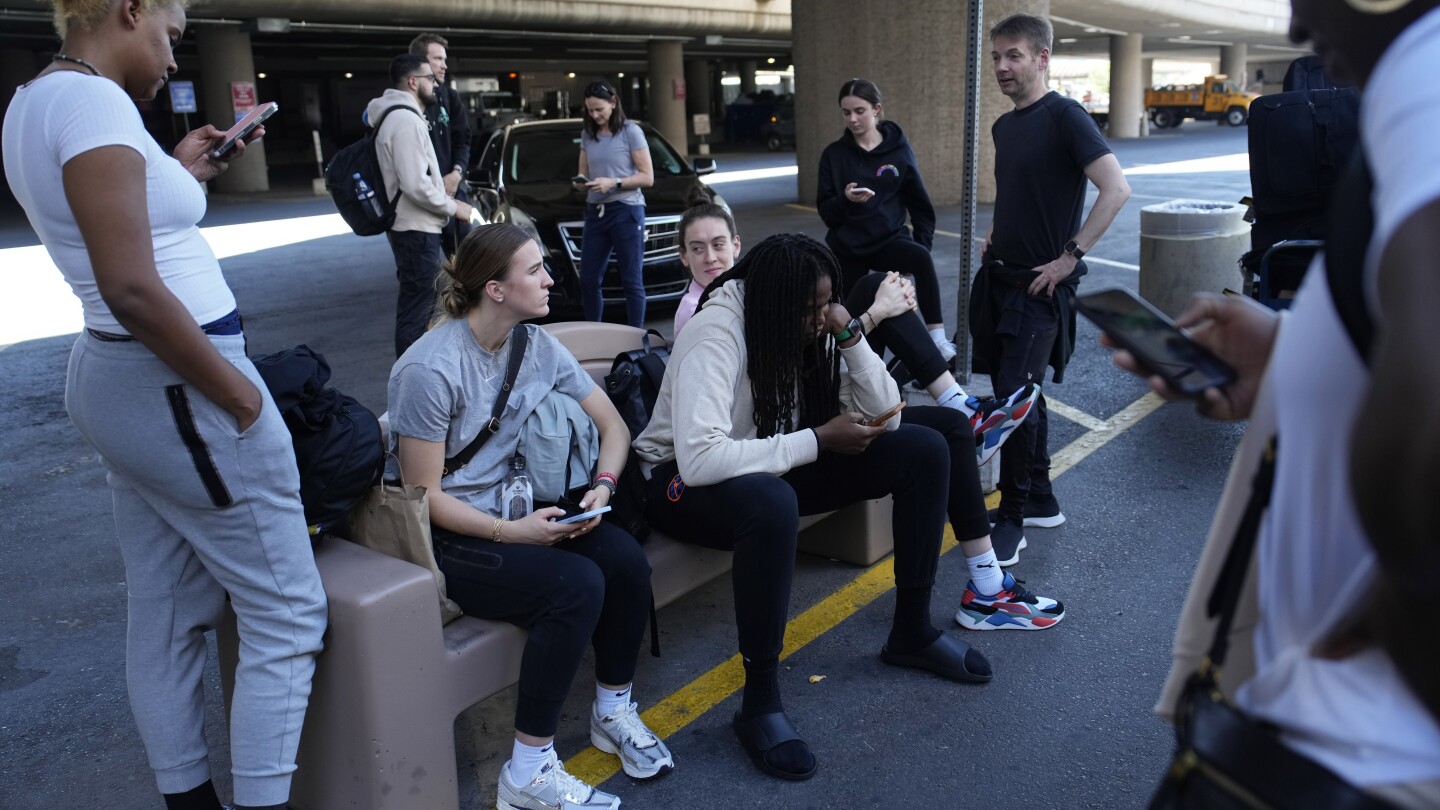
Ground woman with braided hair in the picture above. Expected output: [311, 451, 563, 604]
[634, 233, 995, 782]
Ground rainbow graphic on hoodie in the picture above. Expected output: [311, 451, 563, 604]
[875, 164, 900, 177]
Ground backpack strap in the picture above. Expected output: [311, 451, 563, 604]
[371, 103, 421, 135]
[443, 324, 528, 476]
[1322, 145, 1377, 365]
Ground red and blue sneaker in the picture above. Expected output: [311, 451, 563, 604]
[955, 570, 1065, 631]
[968, 383, 1040, 467]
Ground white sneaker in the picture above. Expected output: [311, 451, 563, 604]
[497, 749, 620, 810]
[590, 700, 674, 779]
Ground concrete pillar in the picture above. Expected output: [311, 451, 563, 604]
[794, 0, 975, 205]
[1220, 44, 1248, 88]
[739, 60, 758, 97]
[977, 0, 1051, 204]
[1142, 57, 1155, 92]
[647, 41, 687, 158]
[1108, 33, 1143, 138]
[196, 27, 268, 192]
[684, 59, 714, 153]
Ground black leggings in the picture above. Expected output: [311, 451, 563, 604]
[835, 235, 943, 325]
[433, 521, 651, 738]
[901, 406, 992, 543]
[845, 272, 951, 388]
[644, 424, 947, 663]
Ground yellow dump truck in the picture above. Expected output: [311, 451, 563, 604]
[1146, 75, 1258, 128]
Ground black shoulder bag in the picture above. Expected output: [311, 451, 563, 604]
[443, 324, 528, 476]
[1149, 147, 1395, 810]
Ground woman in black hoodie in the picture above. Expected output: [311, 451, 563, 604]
[818, 78, 951, 359]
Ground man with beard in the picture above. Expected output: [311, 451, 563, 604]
[409, 33, 474, 254]
[368, 53, 474, 356]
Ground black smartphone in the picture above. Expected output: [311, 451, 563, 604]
[1074, 287, 1235, 396]
[211, 101, 278, 159]
[571, 174, 590, 184]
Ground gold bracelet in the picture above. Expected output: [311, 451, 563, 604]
[492, 517, 507, 543]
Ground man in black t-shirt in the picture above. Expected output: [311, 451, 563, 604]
[410, 33, 474, 254]
[975, 13, 1131, 565]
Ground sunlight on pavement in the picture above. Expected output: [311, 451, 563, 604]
[0, 213, 351, 347]
[701, 165, 798, 185]
[1123, 152, 1248, 175]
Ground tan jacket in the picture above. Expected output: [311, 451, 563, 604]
[365, 89, 455, 233]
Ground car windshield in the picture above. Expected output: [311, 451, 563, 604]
[505, 126, 689, 184]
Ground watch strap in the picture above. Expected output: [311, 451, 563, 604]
[1065, 240, 1086, 260]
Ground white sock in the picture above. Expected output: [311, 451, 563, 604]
[935, 383, 973, 416]
[595, 682, 632, 717]
[928, 326, 947, 344]
[508, 739, 554, 785]
[965, 549, 1005, 596]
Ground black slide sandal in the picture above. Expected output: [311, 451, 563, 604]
[732, 711, 818, 781]
[880, 633, 994, 683]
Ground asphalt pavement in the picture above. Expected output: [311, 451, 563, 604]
[0, 120, 1253, 809]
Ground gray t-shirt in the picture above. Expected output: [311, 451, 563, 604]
[387, 319, 595, 517]
[582, 120, 648, 207]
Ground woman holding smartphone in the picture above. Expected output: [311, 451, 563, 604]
[389, 224, 671, 810]
[2, 2, 325, 808]
[817, 78, 953, 359]
[635, 233, 1050, 782]
[573, 80, 654, 328]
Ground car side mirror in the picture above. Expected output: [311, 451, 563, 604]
[692, 157, 717, 176]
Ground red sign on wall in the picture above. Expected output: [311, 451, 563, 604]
[672, 78, 686, 100]
[231, 81, 257, 122]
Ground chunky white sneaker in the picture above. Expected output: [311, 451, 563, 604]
[590, 700, 674, 779]
[497, 749, 620, 810]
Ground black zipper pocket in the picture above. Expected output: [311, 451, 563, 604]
[166, 385, 234, 508]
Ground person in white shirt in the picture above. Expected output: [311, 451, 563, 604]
[2, 2, 326, 809]
[366, 52, 474, 356]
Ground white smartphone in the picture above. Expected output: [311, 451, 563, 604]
[852, 186, 875, 196]
[553, 505, 612, 524]
[211, 101, 278, 158]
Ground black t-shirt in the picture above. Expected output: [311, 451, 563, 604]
[990, 92, 1111, 278]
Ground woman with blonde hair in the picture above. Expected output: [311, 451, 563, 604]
[389, 223, 671, 810]
[3, 2, 326, 808]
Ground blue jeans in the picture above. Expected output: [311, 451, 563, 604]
[387, 229, 442, 357]
[579, 202, 646, 327]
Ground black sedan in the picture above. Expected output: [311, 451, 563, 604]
[468, 119, 725, 320]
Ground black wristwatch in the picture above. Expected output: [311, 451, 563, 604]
[834, 317, 865, 344]
[1063, 240, 1086, 261]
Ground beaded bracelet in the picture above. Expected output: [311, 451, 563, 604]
[492, 517, 507, 543]
[594, 472, 619, 487]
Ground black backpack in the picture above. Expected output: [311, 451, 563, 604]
[251, 345, 385, 535]
[324, 104, 420, 237]
[603, 330, 671, 542]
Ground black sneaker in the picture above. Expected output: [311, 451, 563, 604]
[990, 515, 1027, 567]
[986, 495, 1066, 529]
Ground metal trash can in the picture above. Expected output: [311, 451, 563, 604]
[1138, 199, 1250, 318]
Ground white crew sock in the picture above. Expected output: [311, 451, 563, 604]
[595, 682, 632, 717]
[965, 548, 1005, 596]
[936, 383, 975, 417]
[928, 326, 947, 343]
[508, 739, 554, 785]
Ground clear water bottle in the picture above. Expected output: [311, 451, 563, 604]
[501, 455, 533, 521]
[352, 172, 384, 221]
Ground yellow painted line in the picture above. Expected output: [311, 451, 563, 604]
[786, 203, 816, 212]
[1047, 397, 1111, 433]
[566, 391, 1166, 785]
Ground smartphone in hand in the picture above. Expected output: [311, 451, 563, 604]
[865, 401, 906, 426]
[571, 174, 591, 184]
[211, 102, 278, 159]
[1075, 287, 1236, 396]
[552, 505, 612, 524]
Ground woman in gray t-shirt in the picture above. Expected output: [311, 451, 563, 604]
[388, 224, 674, 808]
[572, 80, 653, 327]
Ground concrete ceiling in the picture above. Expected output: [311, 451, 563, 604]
[1048, 0, 1310, 63]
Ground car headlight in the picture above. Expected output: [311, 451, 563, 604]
[501, 206, 552, 257]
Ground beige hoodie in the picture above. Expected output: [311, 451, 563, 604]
[634, 279, 902, 487]
[365, 89, 456, 233]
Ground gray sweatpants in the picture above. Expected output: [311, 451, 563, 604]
[65, 332, 327, 806]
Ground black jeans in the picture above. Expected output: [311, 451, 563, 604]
[579, 202, 646, 327]
[990, 293, 1059, 512]
[433, 521, 652, 738]
[386, 229, 442, 357]
[643, 424, 947, 663]
[845, 272, 951, 388]
[901, 406, 992, 543]
[440, 184, 472, 257]
[834, 235, 943, 325]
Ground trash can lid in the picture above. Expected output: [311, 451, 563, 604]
[1140, 199, 1249, 238]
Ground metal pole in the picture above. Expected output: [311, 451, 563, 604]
[955, 0, 984, 384]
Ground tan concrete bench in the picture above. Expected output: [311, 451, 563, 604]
[218, 321, 893, 810]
